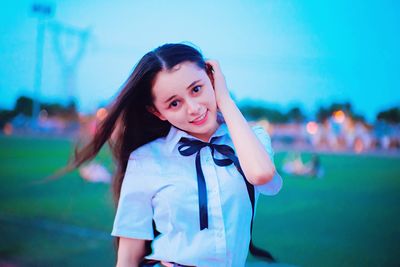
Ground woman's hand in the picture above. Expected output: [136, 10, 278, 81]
[205, 60, 233, 109]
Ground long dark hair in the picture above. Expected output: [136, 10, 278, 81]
[63, 42, 208, 256]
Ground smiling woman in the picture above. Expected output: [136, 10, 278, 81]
[64, 43, 282, 267]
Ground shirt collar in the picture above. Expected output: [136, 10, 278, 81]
[164, 121, 229, 154]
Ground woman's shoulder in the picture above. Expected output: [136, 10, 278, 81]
[121, 139, 168, 197]
[129, 136, 168, 159]
[127, 136, 174, 176]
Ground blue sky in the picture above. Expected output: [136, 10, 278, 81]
[1, 0, 399, 122]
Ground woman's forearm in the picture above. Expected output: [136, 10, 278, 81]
[218, 98, 276, 185]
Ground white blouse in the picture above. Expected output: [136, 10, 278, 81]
[111, 122, 283, 267]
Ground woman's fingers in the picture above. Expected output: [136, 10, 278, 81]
[205, 60, 222, 76]
[205, 59, 225, 82]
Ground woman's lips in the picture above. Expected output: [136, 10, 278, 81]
[191, 110, 208, 125]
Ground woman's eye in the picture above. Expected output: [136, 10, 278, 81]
[192, 85, 201, 93]
[169, 100, 179, 108]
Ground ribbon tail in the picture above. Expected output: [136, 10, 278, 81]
[249, 241, 276, 262]
[196, 152, 208, 230]
[233, 157, 277, 263]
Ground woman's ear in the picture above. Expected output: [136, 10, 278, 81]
[146, 105, 167, 121]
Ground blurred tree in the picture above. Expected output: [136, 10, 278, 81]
[377, 107, 400, 123]
[40, 100, 79, 121]
[331, 102, 352, 114]
[286, 107, 306, 122]
[316, 102, 365, 123]
[0, 109, 17, 128]
[3, 95, 80, 124]
[239, 105, 287, 123]
[14, 96, 34, 116]
[316, 106, 330, 123]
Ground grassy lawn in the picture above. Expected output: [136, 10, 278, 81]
[1, 135, 399, 266]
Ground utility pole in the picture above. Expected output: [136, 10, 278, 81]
[31, 3, 54, 121]
[49, 22, 90, 107]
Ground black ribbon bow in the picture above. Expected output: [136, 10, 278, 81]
[178, 137, 276, 262]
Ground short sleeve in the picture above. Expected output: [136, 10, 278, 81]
[111, 155, 154, 240]
[252, 125, 283, 196]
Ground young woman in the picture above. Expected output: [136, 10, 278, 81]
[68, 43, 282, 267]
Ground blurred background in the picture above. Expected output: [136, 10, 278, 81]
[0, 0, 399, 266]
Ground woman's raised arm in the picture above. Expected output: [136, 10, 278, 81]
[206, 60, 276, 185]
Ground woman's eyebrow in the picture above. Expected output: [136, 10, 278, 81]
[164, 95, 177, 104]
[163, 79, 201, 104]
[186, 79, 201, 90]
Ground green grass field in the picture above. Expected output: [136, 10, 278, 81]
[1, 135, 399, 267]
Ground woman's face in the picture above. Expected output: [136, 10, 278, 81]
[149, 61, 219, 142]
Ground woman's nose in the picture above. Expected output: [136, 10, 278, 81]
[186, 99, 201, 114]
